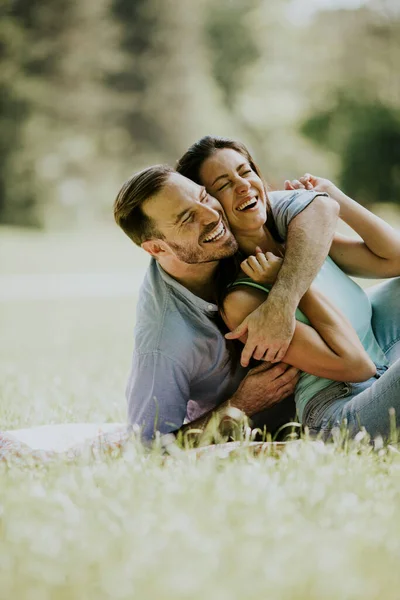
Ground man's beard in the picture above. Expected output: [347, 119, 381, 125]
[168, 236, 238, 265]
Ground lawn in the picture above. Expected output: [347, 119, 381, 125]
[1, 224, 400, 599]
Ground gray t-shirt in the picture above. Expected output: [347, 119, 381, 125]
[127, 189, 326, 439]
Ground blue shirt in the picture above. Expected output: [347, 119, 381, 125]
[127, 189, 327, 439]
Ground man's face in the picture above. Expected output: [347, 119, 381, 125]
[142, 172, 238, 264]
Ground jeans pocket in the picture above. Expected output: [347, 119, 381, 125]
[304, 383, 351, 430]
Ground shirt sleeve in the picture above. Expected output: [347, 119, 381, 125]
[126, 351, 190, 441]
[269, 190, 328, 239]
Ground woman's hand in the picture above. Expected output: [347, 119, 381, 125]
[241, 248, 283, 285]
[284, 173, 336, 195]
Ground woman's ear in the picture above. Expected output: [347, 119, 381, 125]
[141, 239, 167, 258]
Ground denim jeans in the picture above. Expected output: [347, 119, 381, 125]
[303, 277, 400, 441]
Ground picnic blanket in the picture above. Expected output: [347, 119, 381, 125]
[0, 423, 299, 464]
[0, 423, 129, 464]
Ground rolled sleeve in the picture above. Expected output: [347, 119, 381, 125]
[126, 351, 190, 441]
[269, 190, 328, 239]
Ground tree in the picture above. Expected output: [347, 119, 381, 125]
[302, 96, 400, 205]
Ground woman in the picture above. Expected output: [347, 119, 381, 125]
[176, 136, 400, 441]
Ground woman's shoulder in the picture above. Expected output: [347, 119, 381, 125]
[222, 280, 270, 330]
[229, 274, 272, 295]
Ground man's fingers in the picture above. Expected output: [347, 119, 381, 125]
[253, 345, 266, 361]
[263, 347, 281, 363]
[240, 340, 257, 367]
[284, 180, 294, 190]
[275, 343, 290, 363]
[278, 382, 297, 400]
[279, 366, 300, 385]
[248, 361, 273, 375]
[225, 322, 248, 340]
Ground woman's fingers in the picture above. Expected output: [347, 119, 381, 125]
[255, 251, 269, 270]
[241, 259, 253, 278]
[247, 255, 263, 272]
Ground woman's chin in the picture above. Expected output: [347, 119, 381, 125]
[236, 210, 266, 231]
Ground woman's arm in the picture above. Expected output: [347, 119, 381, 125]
[223, 280, 376, 383]
[294, 175, 400, 278]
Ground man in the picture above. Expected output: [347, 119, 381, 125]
[113, 166, 339, 441]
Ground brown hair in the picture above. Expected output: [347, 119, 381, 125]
[114, 164, 174, 245]
[176, 135, 282, 242]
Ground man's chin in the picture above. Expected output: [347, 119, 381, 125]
[170, 237, 238, 265]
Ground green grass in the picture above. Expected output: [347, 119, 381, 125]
[2, 225, 400, 599]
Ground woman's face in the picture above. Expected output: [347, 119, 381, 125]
[199, 148, 267, 236]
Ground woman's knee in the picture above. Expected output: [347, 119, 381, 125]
[368, 277, 400, 315]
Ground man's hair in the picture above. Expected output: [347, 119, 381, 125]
[113, 164, 174, 245]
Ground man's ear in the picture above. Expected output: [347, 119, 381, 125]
[141, 239, 167, 258]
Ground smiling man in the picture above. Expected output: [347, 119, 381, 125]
[114, 165, 338, 441]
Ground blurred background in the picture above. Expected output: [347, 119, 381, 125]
[1, 0, 400, 231]
[1, 0, 400, 428]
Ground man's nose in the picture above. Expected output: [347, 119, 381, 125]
[200, 204, 220, 223]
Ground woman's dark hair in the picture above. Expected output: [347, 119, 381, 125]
[176, 135, 282, 243]
[177, 136, 282, 371]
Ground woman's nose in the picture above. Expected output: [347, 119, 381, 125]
[235, 177, 251, 194]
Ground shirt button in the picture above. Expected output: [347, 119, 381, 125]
[208, 304, 215, 311]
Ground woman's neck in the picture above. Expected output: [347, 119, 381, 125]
[235, 226, 280, 256]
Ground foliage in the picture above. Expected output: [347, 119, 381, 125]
[1, 0, 400, 226]
[205, 0, 261, 109]
[302, 97, 400, 205]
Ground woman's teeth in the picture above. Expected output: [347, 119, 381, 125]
[237, 197, 258, 211]
[204, 222, 225, 243]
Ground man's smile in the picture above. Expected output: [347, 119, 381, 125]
[202, 219, 226, 243]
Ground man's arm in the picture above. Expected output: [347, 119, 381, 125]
[128, 350, 298, 444]
[227, 193, 340, 366]
[176, 362, 299, 443]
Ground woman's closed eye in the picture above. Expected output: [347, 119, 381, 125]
[217, 170, 252, 191]
[217, 180, 230, 192]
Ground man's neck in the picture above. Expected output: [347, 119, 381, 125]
[158, 258, 219, 302]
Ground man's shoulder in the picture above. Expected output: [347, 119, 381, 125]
[134, 260, 209, 359]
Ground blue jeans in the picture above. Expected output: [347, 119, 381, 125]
[303, 278, 400, 441]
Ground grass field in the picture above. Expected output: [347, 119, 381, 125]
[2, 222, 400, 599]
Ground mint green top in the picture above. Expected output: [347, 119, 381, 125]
[232, 256, 388, 421]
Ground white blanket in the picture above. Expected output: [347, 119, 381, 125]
[3, 423, 127, 453]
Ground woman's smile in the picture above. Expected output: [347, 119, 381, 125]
[199, 148, 267, 235]
[236, 194, 259, 212]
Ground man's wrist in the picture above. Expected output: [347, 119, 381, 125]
[229, 393, 250, 416]
[267, 285, 299, 312]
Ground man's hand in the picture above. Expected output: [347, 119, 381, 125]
[241, 248, 283, 285]
[230, 362, 300, 415]
[226, 298, 297, 366]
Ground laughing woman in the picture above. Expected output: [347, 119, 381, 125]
[176, 136, 400, 441]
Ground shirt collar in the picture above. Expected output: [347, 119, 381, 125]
[154, 260, 218, 314]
